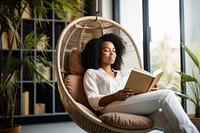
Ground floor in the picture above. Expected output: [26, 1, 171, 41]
[22, 122, 86, 133]
[21, 121, 163, 133]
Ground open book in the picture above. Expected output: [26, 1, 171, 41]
[125, 68, 164, 95]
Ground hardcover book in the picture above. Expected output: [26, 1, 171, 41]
[125, 68, 164, 94]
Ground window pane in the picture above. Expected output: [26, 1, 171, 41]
[149, 0, 181, 89]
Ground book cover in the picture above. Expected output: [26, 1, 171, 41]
[125, 68, 164, 94]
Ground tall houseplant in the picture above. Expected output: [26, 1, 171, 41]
[173, 43, 200, 118]
[0, 0, 83, 130]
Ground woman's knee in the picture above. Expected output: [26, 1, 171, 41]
[159, 89, 175, 96]
[158, 89, 176, 104]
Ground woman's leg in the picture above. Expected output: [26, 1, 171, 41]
[149, 109, 175, 133]
[102, 89, 198, 133]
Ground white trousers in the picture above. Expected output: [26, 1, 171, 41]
[102, 89, 199, 133]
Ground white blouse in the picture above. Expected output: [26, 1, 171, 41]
[83, 68, 129, 111]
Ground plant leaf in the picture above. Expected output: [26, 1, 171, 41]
[49, 0, 83, 20]
[174, 91, 197, 106]
[177, 71, 198, 83]
[182, 44, 200, 69]
[196, 40, 200, 70]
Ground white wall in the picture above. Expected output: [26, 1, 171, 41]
[120, 0, 143, 63]
[102, 0, 144, 64]
[184, 0, 200, 114]
[102, 0, 112, 19]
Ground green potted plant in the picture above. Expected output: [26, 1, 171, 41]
[175, 43, 200, 117]
[170, 43, 200, 130]
[0, 0, 83, 132]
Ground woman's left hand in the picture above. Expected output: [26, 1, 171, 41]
[151, 84, 158, 91]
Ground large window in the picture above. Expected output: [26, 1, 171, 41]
[148, 0, 181, 90]
[119, 0, 181, 90]
[103, 0, 200, 114]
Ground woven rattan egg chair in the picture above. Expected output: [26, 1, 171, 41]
[56, 16, 156, 133]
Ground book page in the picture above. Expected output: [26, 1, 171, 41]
[150, 68, 164, 89]
[132, 67, 153, 77]
[153, 68, 164, 77]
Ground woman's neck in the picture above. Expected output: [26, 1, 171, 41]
[101, 65, 116, 78]
[101, 65, 112, 73]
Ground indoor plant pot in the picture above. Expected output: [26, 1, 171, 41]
[0, 124, 21, 133]
[188, 114, 200, 131]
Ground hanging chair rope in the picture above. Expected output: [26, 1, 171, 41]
[95, 0, 100, 21]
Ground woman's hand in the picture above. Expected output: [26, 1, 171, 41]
[151, 84, 159, 91]
[99, 88, 134, 107]
[114, 88, 134, 101]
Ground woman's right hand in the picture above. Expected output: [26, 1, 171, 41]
[99, 88, 134, 107]
[114, 88, 134, 101]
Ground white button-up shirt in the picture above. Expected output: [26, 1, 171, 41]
[83, 68, 129, 112]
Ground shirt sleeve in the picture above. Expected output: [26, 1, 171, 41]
[83, 70, 105, 111]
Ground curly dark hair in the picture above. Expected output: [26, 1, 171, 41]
[82, 33, 126, 71]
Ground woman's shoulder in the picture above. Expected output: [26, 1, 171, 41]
[84, 68, 100, 76]
[84, 69, 104, 81]
[85, 68, 99, 74]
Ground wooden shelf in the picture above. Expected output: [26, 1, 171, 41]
[0, 10, 69, 124]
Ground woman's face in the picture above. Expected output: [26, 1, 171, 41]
[100, 41, 116, 66]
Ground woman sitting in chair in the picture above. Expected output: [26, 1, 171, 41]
[82, 33, 198, 133]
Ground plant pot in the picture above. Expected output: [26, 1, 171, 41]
[0, 124, 21, 133]
[188, 114, 200, 132]
[195, 106, 200, 118]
